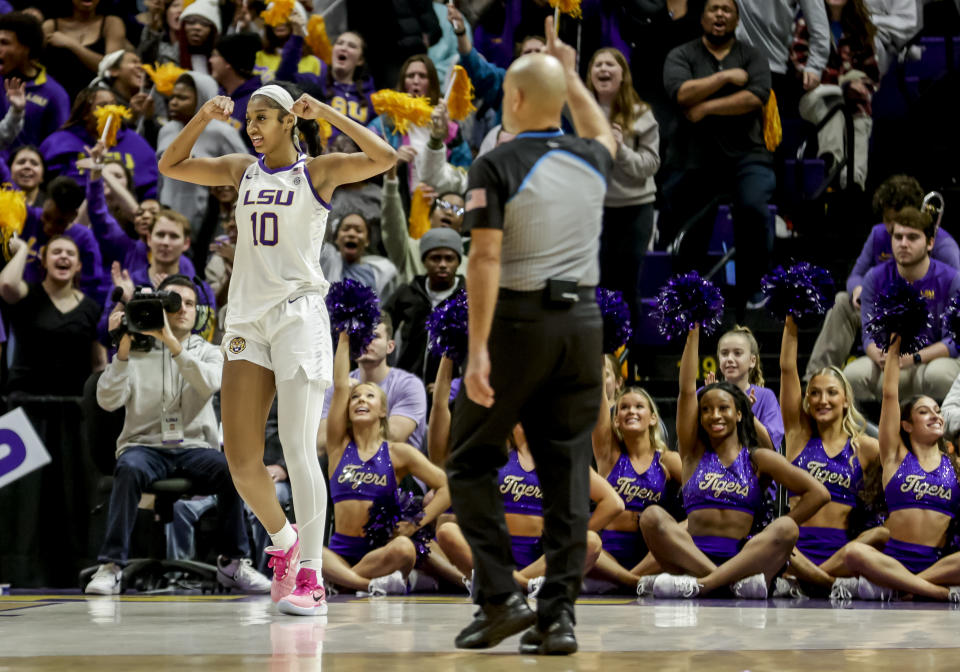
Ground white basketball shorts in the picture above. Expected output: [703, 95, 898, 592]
[222, 293, 332, 385]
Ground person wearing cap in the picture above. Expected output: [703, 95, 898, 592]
[158, 80, 397, 616]
[93, 49, 160, 143]
[381, 164, 467, 286]
[93, 50, 144, 107]
[445, 18, 615, 654]
[210, 32, 265, 149]
[383, 227, 465, 390]
[177, 0, 222, 74]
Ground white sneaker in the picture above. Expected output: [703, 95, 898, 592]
[217, 556, 271, 593]
[367, 570, 407, 596]
[731, 573, 768, 599]
[949, 586, 960, 603]
[85, 563, 122, 595]
[406, 569, 439, 593]
[772, 576, 806, 599]
[652, 574, 701, 599]
[636, 574, 659, 597]
[857, 576, 897, 601]
[829, 577, 858, 601]
[527, 576, 545, 598]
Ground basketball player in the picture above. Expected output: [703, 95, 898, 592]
[158, 84, 396, 616]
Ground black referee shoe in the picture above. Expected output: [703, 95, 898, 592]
[454, 593, 536, 649]
[519, 612, 578, 655]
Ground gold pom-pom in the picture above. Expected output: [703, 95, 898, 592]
[317, 117, 333, 150]
[408, 185, 432, 240]
[548, 0, 582, 19]
[182, 0, 196, 8]
[0, 184, 27, 261]
[306, 14, 332, 64]
[446, 65, 476, 122]
[371, 89, 433, 135]
[261, 0, 295, 28]
[94, 105, 133, 148]
[763, 89, 782, 152]
[141, 62, 187, 97]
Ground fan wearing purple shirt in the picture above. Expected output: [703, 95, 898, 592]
[806, 175, 959, 379]
[706, 325, 785, 450]
[39, 87, 159, 201]
[0, 12, 71, 156]
[843, 207, 960, 403]
[274, 30, 374, 143]
[20, 176, 104, 306]
[318, 315, 428, 455]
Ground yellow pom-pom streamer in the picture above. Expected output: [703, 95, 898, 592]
[371, 89, 433, 136]
[261, 0, 295, 28]
[0, 184, 27, 262]
[548, 0, 582, 19]
[317, 117, 333, 150]
[445, 65, 476, 122]
[306, 14, 333, 64]
[763, 89, 782, 152]
[182, 0, 196, 8]
[94, 105, 133, 148]
[141, 62, 188, 97]
[408, 184, 432, 240]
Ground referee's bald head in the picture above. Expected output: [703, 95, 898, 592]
[502, 53, 567, 133]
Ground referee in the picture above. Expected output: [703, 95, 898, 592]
[447, 18, 616, 655]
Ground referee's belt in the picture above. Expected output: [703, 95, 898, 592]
[499, 285, 596, 303]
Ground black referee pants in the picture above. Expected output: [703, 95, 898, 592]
[446, 289, 602, 626]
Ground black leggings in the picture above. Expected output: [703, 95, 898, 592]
[598, 202, 655, 344]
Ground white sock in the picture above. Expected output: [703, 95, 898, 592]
[269, 520, 297, 551]
[300, 558, 322, 571]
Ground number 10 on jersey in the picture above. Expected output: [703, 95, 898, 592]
[251, 212, 279, 246]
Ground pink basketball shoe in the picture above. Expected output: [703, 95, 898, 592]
[277, 567, 328, 616]
[266, 530, 300, 603]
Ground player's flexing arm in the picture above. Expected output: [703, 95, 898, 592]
[291, 94, 397, 203]
[158, 95, 255, 186]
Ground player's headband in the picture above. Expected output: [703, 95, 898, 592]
[252, 85, 295, 114]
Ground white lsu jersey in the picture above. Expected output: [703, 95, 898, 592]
[227, 155, 330, 327]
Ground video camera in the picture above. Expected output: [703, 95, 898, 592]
[108, 288, 183, 350]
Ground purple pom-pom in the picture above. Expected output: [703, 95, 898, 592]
[596, 287, 633, 353]
[652, 272, 725, 340]
[362, 489, 431, 564]
[426, 290, 468, 364]
[760, 262, 834, 324]
[362, 494, 402, 551]
[325, 279, 381, 359]
[942, 294, 960, 345]
[863, 277, 933, 354]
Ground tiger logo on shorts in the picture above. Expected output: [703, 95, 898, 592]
[228, 337, 246, 354]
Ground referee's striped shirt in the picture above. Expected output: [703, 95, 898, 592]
[463, 129, 612, 291]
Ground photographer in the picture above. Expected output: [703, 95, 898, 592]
[85, 275, 269, 595]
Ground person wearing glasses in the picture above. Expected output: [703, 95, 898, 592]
[381, 145, 467, 286]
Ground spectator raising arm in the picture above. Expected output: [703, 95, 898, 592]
[0, 235, 29, 304]
[544, 17, 616, 158]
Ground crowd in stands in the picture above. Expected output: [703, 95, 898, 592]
[1, 0, 959, 601]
